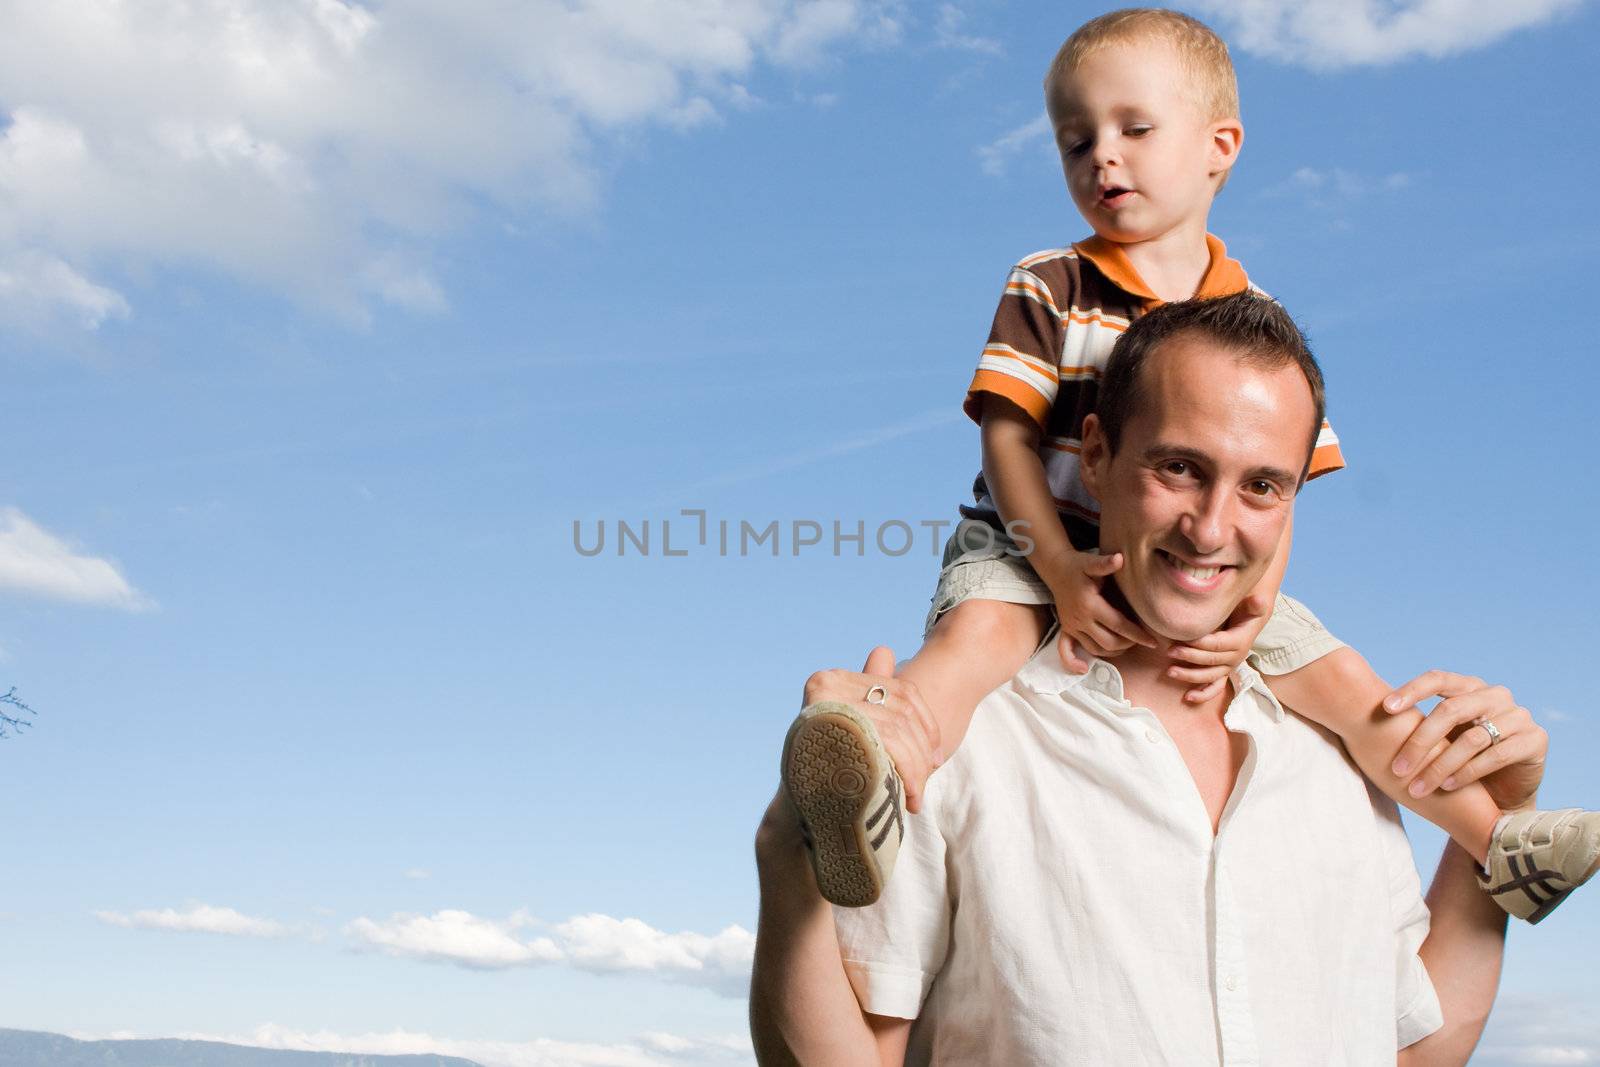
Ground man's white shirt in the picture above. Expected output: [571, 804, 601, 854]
[833, 643, 1443, 1066]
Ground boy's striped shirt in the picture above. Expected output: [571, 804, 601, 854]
[962, 234, 1344, 532]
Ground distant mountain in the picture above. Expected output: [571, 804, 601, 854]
[0, 1029, 486, 1067]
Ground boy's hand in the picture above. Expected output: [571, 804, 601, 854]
[1165, 592, 1272, 703]
[1050, 550, 1155, 674]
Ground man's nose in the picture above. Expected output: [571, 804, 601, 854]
[1178, 488, 1230, 555]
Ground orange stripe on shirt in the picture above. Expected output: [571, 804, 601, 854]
[965, 369, 1052, 427]
[1307, 440, 1346, 480]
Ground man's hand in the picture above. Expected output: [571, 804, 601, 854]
[1164, 592, 1273, 703]
[1049, 550, 1156, 674]
[802, 647, 943, 814]
[1382, 670, 1548, 811]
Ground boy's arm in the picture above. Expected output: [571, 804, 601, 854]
[979, 395, 1151, 668]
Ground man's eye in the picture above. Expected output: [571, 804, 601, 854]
[1163, 461, 1191, 476]
[1247, 480, 1276, 497]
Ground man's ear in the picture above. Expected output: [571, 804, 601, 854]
[1079, 414, 1108, 502]
[1208, 117, 1243, 179]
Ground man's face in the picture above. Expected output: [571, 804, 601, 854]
[1049, 40, 1234, 246]
[1080, 335, 1315, 643]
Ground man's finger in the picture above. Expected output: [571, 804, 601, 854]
[1390, 685, 1504, 777]
[863, 645, 897, 678]
[877, 718, 933, 814]
[1405, 720, 1498, 797]
[1382, 669, 1486, 713]
[1444, 732, 1546, 794]
[898, 680, 945, 766]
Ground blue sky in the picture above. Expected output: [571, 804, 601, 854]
[2, 1, 1598, 1064]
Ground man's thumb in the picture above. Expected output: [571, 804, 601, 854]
[863, 645, 897, 677]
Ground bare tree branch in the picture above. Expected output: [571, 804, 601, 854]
[0, 688, 35, 739]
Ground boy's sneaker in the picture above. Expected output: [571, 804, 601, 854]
[780, 701, 906, 908]
[1481, 808, 1600, 924]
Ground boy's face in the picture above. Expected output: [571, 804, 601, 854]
[1049, 40, 1238, 245]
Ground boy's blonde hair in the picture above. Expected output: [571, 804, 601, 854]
[1044, 8, 1239, 125]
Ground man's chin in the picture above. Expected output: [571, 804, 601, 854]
[1137, 600, 1236, 645]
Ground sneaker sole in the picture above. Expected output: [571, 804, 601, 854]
[781, 704, 892, 908]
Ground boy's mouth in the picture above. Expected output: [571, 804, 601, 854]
[1099, 186, 1134, 208]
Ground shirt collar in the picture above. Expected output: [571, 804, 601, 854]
[1014, 636, 1286, 722]
[1071, 233, 1249, 306]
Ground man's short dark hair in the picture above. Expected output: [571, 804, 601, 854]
[1096, 293, 1327, 484]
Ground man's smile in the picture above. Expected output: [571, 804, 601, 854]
[1155, 548, 1231, 592]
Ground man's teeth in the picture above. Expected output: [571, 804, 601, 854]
[1174, 561, 1219, 580]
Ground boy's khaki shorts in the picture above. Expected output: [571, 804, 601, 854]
[924, 518, 1345, 676]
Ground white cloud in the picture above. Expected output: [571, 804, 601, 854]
[554, 913, 755, 996]
[403, 867, 431, 880]
[94, 903, 291, 938]
[0, 0, 896, 330]
[344, 908, 564, 969]
[89, 1024, 754, 1067]
[1190, 0, 1585, 68]
[977, 113, 1051, 177]
[344, 909, 755, 996]
[0, 508, 151, 610]
[1262, 165, 1413, 208]
[933, 3, 1001, 55]
[1472, 995, 1600, 1066]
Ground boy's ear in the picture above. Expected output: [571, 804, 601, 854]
[1079, 414, 1108, 502]
[1208, 117, 1243, 178]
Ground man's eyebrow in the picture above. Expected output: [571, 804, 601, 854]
[1142, 443, 1298, 486]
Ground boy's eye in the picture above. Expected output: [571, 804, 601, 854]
[1124, 124, 1153, 137]
[1064, 138, 1090, 156]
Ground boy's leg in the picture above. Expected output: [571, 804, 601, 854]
[1265, 645, 1501, 865]
[896, 598, 1053, 758]
[1259, 595, 1600, 923]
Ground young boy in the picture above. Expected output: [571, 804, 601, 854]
[781, 7, 1600, 921]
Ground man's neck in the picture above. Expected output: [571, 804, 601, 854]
[1111, 641, 1231, 722]
[1119, 220, 1213, 303]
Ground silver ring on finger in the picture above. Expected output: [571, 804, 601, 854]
[865, 684, 888, 705]
[1474, 717, 1503, 745]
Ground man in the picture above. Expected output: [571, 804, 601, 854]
[750, 294, 1549, 1065]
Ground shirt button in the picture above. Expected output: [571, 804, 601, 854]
[1145, 729, 1160, 744]
[1093, 665, 1112, 685]
[1225, 975, 1239, 991]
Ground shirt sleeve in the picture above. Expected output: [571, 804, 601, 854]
[1367, 786, 1444, 1048]
[832, 785, 953, 1020]
[962, 264, 1066, 430]
[1307, 419, 1346, 480]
